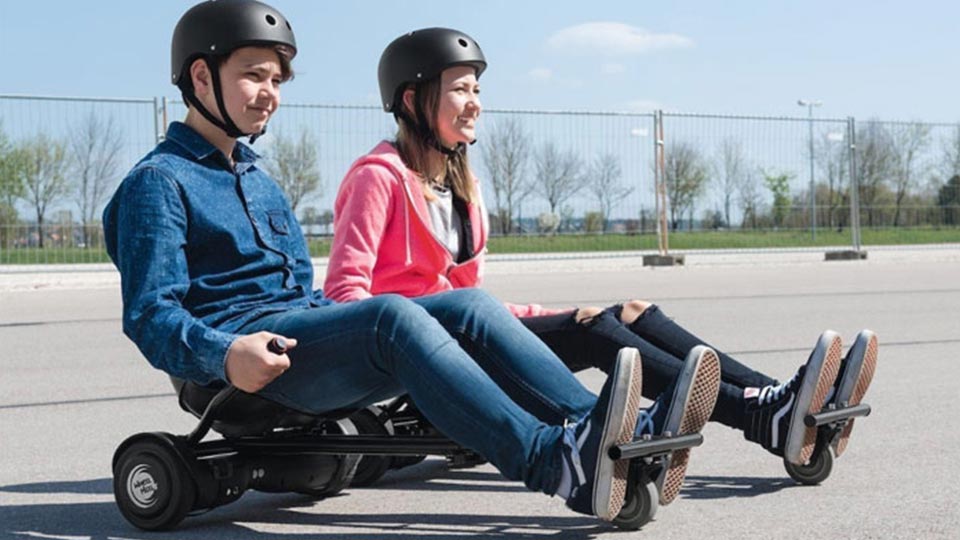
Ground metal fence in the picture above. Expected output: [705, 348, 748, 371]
[1, 94, 959, 265]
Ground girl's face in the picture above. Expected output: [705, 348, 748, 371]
[434, 65, 482, 148]
[194, 46, 283, 135]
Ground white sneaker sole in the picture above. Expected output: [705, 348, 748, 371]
[831, 330, 878, 456]
[784, 331, 842, 465]
[656, 345, 721, 505]
[593, 348, 644, 521]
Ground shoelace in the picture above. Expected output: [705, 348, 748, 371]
[634, 399, 661, 437]
[757, 369, 802, 405]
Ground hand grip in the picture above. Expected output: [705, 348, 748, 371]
[267, 337, 288, 355]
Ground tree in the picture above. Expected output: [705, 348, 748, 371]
[815, 131, 849, 230]
[939, 175, 960, 225]
[70, 112, 123, 247]
[587, 153, 633, 232]
[763, 171, 793, 228]
[583, 211, 604, 233]
[534, 142, 584, 229]
[264, 128, 321, 211]
[21, 134, 70, 248]
[737, 169, 763, 229]
[319, 209, 334, 235]
[0, 125, 26, 246]
[889, 122, 931, 227]
[663, 141, 708, 230]
[714, 138, 746, 229]
[940, 125, 960, 183]
[481, 118, 532, 235]
[301, 205, 319, 235]
[856, 120, 897, 227]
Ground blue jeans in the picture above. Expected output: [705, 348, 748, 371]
[520, 305, 777, 430]
[239, 288, 596, 494]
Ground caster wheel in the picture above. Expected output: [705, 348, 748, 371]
[113, 436, 196, 531]
[349, 406, 394, 487]
[299, 418, 360, 497]
[784, 445, 834, 485]
[612, 466, 658, 530]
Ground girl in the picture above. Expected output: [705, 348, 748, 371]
[324, 27, 876, 495]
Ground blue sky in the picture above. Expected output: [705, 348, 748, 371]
[1, 0, 957, 122]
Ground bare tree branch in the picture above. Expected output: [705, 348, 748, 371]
[70, 112, 123, 246]
[663, 141, 708, 230]
[534, 142, 583, 231]
[21, 134, 70, 248]
[264, 128, 322, 211]
[714, 138, 746, 228]
[588, 153, 632, 232]
[888, 122, 931, 227]
[481, 118, 532, 235]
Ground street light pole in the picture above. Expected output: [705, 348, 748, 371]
[798, 99, 822, 241]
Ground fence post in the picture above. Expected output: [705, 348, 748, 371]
[644, 110, 684, 266]
[154, 97, 169, 144]
[848, 117, 862, 252]
[826, 116, 867, 260]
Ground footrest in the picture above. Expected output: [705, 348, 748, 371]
[804, 403, 871, 427]
[608, 433, 703, 461]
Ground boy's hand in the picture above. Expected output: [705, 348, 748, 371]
[224, 332, 298, 393]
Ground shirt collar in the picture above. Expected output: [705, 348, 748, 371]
[165, 122, 261, 167]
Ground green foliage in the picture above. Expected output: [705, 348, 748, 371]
[0, 124, 26, 217]
[763, 172, 792, 227]
[939, 175, 960, 225]
[583, 211, 604, 233]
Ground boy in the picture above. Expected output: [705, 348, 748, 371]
[103, 0, 664, 521]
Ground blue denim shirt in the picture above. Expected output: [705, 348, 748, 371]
[103, 122, 331, 385]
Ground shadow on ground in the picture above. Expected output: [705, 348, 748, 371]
[0, 465, 800, 539]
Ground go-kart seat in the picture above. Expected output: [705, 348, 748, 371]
[168, 376, 343, 438]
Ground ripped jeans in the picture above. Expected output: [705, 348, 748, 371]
[519, 304, 777, 430]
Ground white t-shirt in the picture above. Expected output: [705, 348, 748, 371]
[426, 184, 461, 261]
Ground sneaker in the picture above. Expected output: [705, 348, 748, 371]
[825, 330, 878, 456]
[743, 330, 843, 465]
[634, 346, 721, 505]
[561, 347, 643, 521]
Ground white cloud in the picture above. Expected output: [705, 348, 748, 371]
[547, 22, 694, 56]
[601, 63, 626, 75]
[528, 67, 554, 81]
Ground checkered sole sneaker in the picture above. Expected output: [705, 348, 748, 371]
[657, 346, 721, 505]
[832, 330, 878, 456]
[563, 347, 643, 521]
[743, 331, 842, 465]
[601, 348, 644, 520]
[789, 331, 843, 465]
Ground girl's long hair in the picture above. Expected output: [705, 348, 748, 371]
[395, 77, 478, 204]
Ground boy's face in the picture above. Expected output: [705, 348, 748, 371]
[193, 46, 283, 135]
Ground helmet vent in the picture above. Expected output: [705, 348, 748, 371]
[265, 14, 277, 25]
[458, 38, 468, 48]
[286, 21, 292, 30]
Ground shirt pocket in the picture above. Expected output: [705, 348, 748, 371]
[267, 210, 290, 236]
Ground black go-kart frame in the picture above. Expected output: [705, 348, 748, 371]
[111, 373, 871, 532]
[112, 375, 704, 531]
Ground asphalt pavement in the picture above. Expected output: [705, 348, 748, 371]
[1, 248, 958, 539]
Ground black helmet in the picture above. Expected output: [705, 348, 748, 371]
[172, 0, 297, 86]
[171, 0, 297, 141]
[378, 27, 486, 114]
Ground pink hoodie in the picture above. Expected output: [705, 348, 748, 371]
[323, 141, 558, 318]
